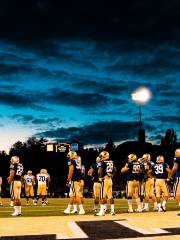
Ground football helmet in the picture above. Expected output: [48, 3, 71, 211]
[27, 170, 32, 175]
[10, 156, 20, 164]
[127, 154, 137, 162]
[96, 156, 101, 163]
[67, 151, 77, 159]
[98, 151, 109, 160]
[156, 155, 164, 163]
[142, 153, 151, 162]
[175, 148, 180, 157]
[40, 169, 46, 174]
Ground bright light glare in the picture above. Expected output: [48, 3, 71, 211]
[131, 87, 152, 104]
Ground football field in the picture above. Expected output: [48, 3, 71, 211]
[0, 198, 180, 240]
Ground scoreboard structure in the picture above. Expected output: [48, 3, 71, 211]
[46, 142, 79, 153]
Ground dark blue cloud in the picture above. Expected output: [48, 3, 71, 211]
[35, 120, 156, 144]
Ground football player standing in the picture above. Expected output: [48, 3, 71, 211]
[23, 170, 36, 205]
[34, 169, 51, 206]
[96, 151, 116, 216]
[141, 153, 157, 211]
[64, 151, 85, 215]
[121, 154, 143, 213]
[8, 156, 24, 216]
[70, 155, 85, 214]
[148, 155, 172, 212]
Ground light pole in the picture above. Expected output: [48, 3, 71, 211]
[131, 87, 152, 143]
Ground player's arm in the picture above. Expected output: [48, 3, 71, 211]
[121, 164, 129, 173]
[8, 169, 15, 183]
[98, 166, 103, 178]
[48, 175, 51, 183]
[166, 166, 172, 178]
[0, 177, 2, 185]
[87, 167, 94, 177]
[171, 163, 178, 177]
[67, 165, 74, 182]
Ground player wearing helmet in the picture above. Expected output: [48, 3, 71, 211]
[141, 154, 157, 211]
[23, 170, 36, 205]
[148, 155, 172, 212]
[34, 169, 51, 206]
[121, 153, 143, 213]
[171, 148, 180, 215]
[88, 156, 101, 213]
[64, 151, 85, 215]
[8, 156, 23, 216]
[95, 151, 116, 216]
[70, 155, 85, 214]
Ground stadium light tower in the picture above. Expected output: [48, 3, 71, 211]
[131, 87, 152, 128]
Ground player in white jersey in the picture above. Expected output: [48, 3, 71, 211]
[23, 170, 35, 205]
[34, 169, 50, 206]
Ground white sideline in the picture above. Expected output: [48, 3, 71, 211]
[56, 221, 88, 239]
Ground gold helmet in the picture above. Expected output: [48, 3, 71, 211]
[96, 156, 101, 163]
[27, 170, 32, 175]
[142, 153, 151, 162]
[127, 154, 137, 162]
[40, 169, 46, 174]
[156, 155, 164, 163]
[10, 156, 20, 164]
[99, 151, 109, 160]
[67, 151, 77, 159]
[175, 148, 180, 157]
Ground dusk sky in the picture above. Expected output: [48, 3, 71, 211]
[0, 0, 179, 152]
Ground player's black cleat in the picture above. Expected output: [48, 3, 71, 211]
[161, 206, 166, 212]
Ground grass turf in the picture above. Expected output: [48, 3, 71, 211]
[0, 198, 179, 218]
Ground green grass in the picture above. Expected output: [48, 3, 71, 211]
[0, 198, 179, 218]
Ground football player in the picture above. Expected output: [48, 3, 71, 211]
[141, 153, 157, 211]
[148, 155, 172, 212]
[121, 153, 143, 213]
[8, 156, 24, 216]
[34, 169, 50, 206]
[88, 156, 101, 213]
[0, 176, 3, 206]
[171, 148, 180, 214]
[23, 170, 36, 205]
[64, 151, 85, 215]
[70, 155, 85, 214]
[96, 151, 116, 216]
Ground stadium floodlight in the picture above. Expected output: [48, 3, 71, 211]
[131, 87, 152, 128]
[131, 87, 151, 105]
